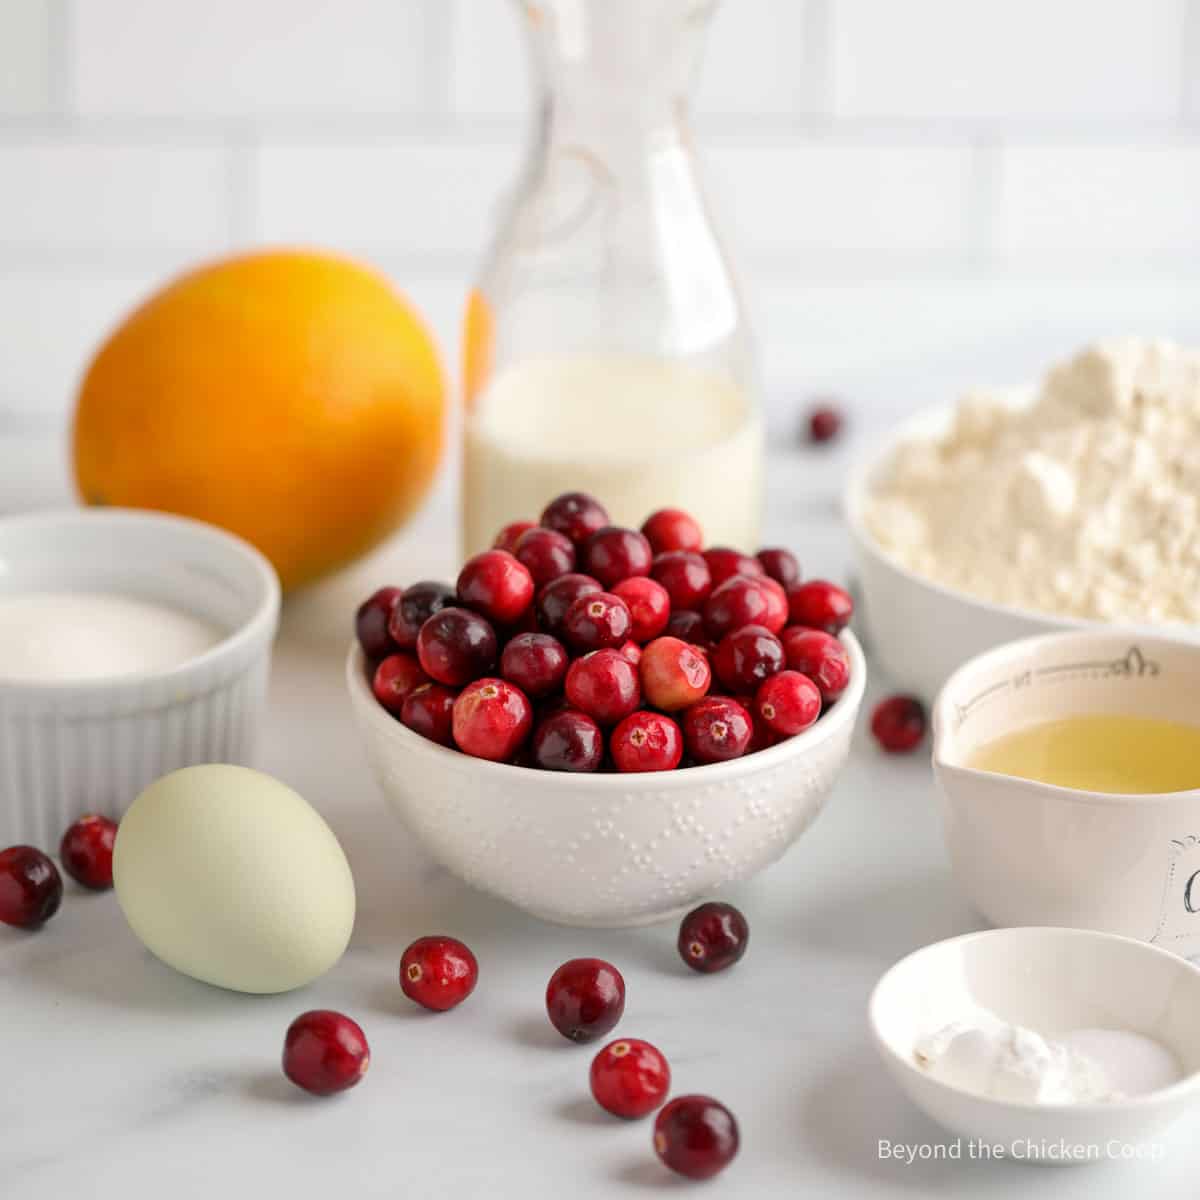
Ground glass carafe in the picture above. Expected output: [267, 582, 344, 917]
[461, 0, 763, 555]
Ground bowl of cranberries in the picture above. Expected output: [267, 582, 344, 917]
[347, 493, 866, 927]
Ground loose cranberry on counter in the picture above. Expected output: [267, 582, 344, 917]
[401, 683, 458, 746]
[807, 403, 843, 444]
[355, 586, 402, 659]
[650, 550, 712, 612]
[712, 625, 784, 693]
[786, 579, 853, 634]
[565, 650, 641, 726]
[640, 637, 711, 711]
[755, 670, 821, 737]
[562, 592, 634, 653]
[500, 632, 569, 698]
[871, 694, 927, 753]
[612, 576, 671, 643]
[756, 547, 800, 589]
[493, 519, 537, 555]
[546, 957, 626, 1043]
[641, 508, 703, 555]
[590, 1038, 671, 1119]
[0, 846, 63, 927]
[372, 652, 430, 714]
[452, 679, 533, 761]
[535, 573, 603, 639]
[702, 547, 765, 586]
[781, 627, 850, 702]
[456, 549, 535, 625]
[703, 576, 772, 641]
[677, 901, 749, 974]
[653, 1095, 740, 1179]
[388, 581, 456, 649]
[611, 711, 684, 773]
[400, 936, 478, 1012]
[682, 697, 752, 764]
[60, 814, 118, 891]
[416, 607, 498, 686]
[541, 492, 610, 546]
[531, 709, 604, 772]
[664, 609, 707, 645]
[581, 526, 653, 588]
[513, 527, 576, 588]
[282, 1010, 370, 1096]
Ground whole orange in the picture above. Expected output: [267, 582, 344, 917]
[73, 250, 445, 591]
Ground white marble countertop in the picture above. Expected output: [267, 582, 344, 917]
[1, 437, 1196, 1198]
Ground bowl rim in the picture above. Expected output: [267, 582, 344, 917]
[867, 925, 1200, 1114]
[0, 507, 281, 695]
[345, 627, 867, 787]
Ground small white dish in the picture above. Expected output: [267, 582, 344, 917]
[869, 927, 1200, 1164]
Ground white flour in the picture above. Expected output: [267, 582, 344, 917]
[865, 339, 1200, 624]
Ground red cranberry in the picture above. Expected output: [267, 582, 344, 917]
[703, 576, 772, 641]
[500, 632, 568, 698]
[682, 697, 752, 764]
[611, 711, 683, 772]
[619, 639, 642, 666]
[590, 1038, 671, 1119]
[400, 935, 478, 1011]
[388, 581, 456, 649]
[535, 573, 602, 638]
[871, 694, 927, 753]
[562, 592, 633, 653]
[493, 519, 536, 554]
[651, 550, 712, 612]
[401, 683, 458, 746]
[654, 1095, 740, 1179]
[282, 1010, 370, 1096]
[581, 526, 653, 588]
[355, 586, 402, 659]
[755, 670, 821, 737]
[640, 637, 711, 711]
[59, 814, 118, 890]
[712, 624, 784, 693]
[513, 527, 576, 587]
[611, 576, 670, 643]
[372, 652, 430, 714]
[456, 549, 535, 625]
[641, 508, 703, 555]
[756, 547, 800, 588]
[531, 709, 604, 772]
[781, 627, 850, 702]
[808, 403, 843, 444]
[665, 609, 707, 645]
[416, 607, 498, 686]
[677, 901, 749, 973]
[545, 957, 625, 1043]
[0, 845, 63, 927]
[703, 547, 765, 586]
[540, 492, 610, 546]
[452, 678, 533, 761]
[565, 650, 641, 725]
[787, 579, 853, 634]
[758, 576, 789, 634]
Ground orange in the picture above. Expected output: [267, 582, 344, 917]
[73, 249, 445, 591]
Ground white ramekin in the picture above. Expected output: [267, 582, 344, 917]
[0, 508, 280, 848]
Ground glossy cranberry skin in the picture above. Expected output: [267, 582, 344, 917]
[665, 608, 707, 645]
[787, 579, 854, 634]
[781, 627, 850, 702]
[546, 958, 626, 1043]
[651, 550, 712, 612]
[401, 683, 458, 746]
[388, 581, 456, 649]
[611, 711, 683, 772]
[758, 577, 789, 634]
[500, 632, 568, 698]
[808, 403, 843, 444]
[452, 678, 533, 761]
[755, 670, 821, 737]
[513, 527, 576, 587]
[372, 652, 430, 714]
[0, 846, 63, 927]
[619, 640, 642, 666]
[456, 549, 535, 625]
[871, 694, 927, 753]
[654, 1095, 740, 1179]
[703, 547, 765, 586]
[535, 573, 602, 639]
[640, 636, 712, 711]
[756, 547, 800, 588]
[591, 1038, 671, 1119]
[703, 575, 772, 641]
[540, 492, 610, 546]
[712, 624, 784, 693]
[581, 526, 653, 588]
[400, 936, 478, 1011]
[493, 519, 536, 555]
[416, 607, 498, 686]
[612, 576, 670, 643]
[565, 650, 641, 725]
[641, 508, 703, 555]
[562, 591, 633, 653]
[355, 586, 402, 659]
[282, 1010, 370, 1096]
[532, 709, 605, 772]
[59, 814, 118, 890]
[678, 901, 749, 973]
[683, 697, 753, 764]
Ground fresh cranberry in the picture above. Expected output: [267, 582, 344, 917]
[581, 526, 653, 588]
[665, 609, 707, 645]
[540, 492, 610, 546]
[610, 711, 683, 772]
[513, 527, 576, 587]
[654, 1095, 740, 1179]
[493, 519, 537, 554]
[703, 547, 765, 586]
[780, 627, 850, 702]
[871, 694, 927, 753]
[387, 581, 456, 649]
[355, 586, 402, 659]
[611, 576, 670, 643]
[562, 592, 633, 653]
[755, 670, 821, 737]
[401, 683, 458, 746]
[282, 1010, 370, 1096]
[372, 652, 430, 713]
[786, 579, 853, 634]
[531, 709, 605, 772]
[703, 576, 772, 641]
[641, 508, 703, 555]
[535, 573, 602, 639]
[565, 650, 641, 725]
[757, 577, 789, 634]
[712, 625, 784, 693]
[456, 549, 535, 625]
[60, 815, 118, 891]
[545, 958, 625, 1043]
[416, 607, 498, 686]
[808, 403, 843, 444]
[650, 550, 712, 612]
[756, 547, 800, 588]
[677, 901, 749, 973]
[618, 640, 642, 666]
[399, 935, 478, 1012]
[452, 678, 533, 761]
[500, 632, 568, 698]
[590, 1038, 671, 1119]
[640, 637, 711, 711]
[683, 697, 752, 764]
[0, 846, 63, 927]
[748, 705, 780, 753]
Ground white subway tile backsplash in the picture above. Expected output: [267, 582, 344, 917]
[0, 3, 53, 114]
[449, 0, 530, 119]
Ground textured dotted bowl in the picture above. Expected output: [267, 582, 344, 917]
[346, 632, 865, 928]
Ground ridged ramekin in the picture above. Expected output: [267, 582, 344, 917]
[0, 508, 280, 848]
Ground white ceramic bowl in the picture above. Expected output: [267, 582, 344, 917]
[869, 927, 1200, 1164]
[346, 631, 866, 928]
[932, 629, 1200, 956]
[0, 508, 280, 847]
